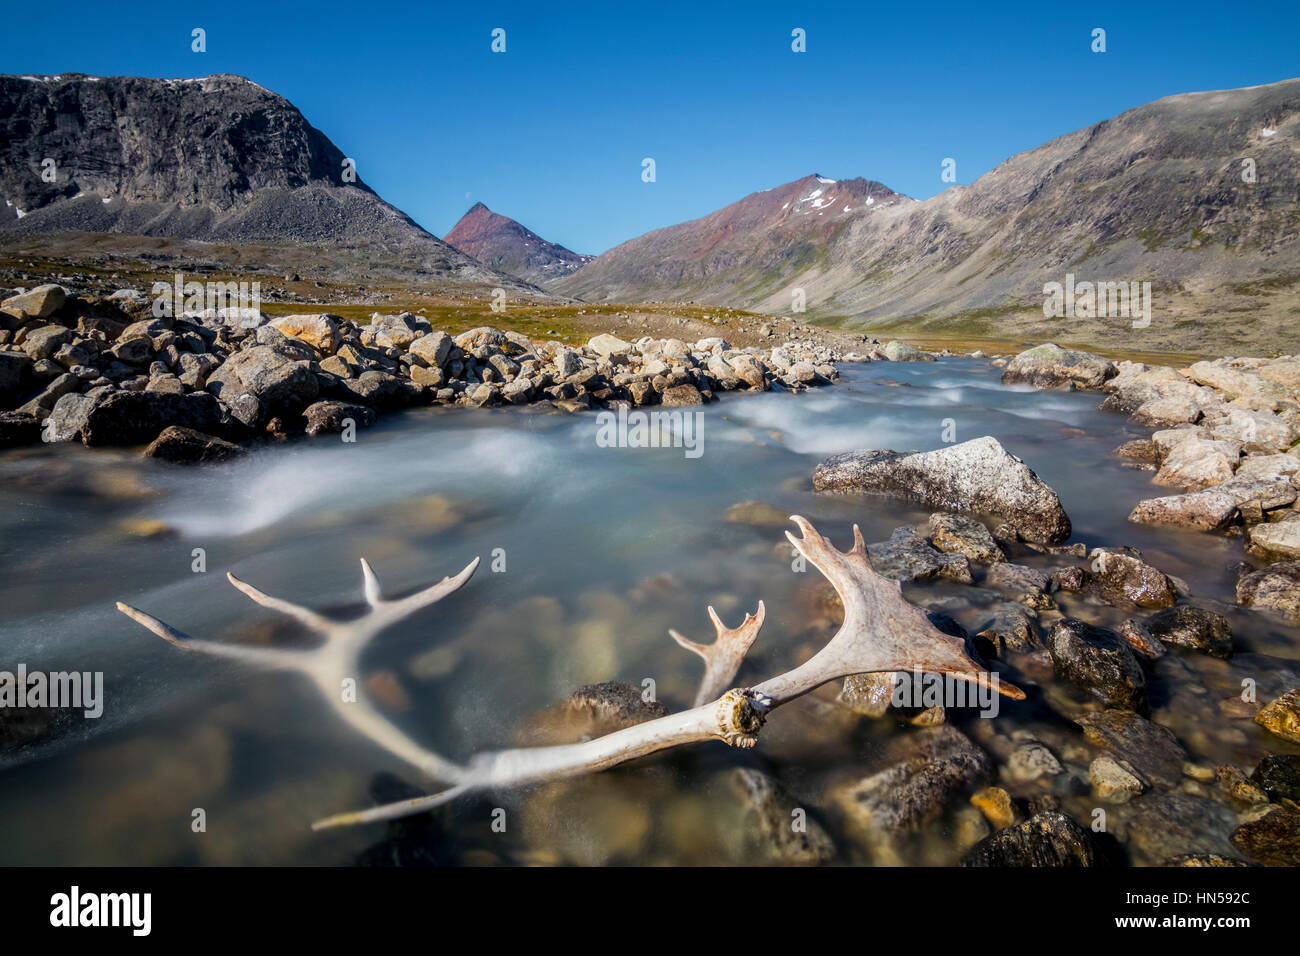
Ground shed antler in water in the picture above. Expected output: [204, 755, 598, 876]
[116, 516, 1022, 830]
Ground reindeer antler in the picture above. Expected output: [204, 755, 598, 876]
[670, 602, 766, 706]
[115, 517, 1020, 831]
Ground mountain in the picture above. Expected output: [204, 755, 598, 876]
[558, 79, 1300, 352]
[445, 202, 593, 285]
[0, 73, 533, 289]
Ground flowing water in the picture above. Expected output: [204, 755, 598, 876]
[1, 358, 1296, 865]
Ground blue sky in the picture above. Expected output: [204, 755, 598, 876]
[5, 0, 1298, 254]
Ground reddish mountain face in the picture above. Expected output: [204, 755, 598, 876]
[445, 202, 592, 286]
[555, 174, 908, 303]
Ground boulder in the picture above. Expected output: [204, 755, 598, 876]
[1230, 807, 1300, 866]
[303, 400, 377, 436]
[1250, 754, 1300, 803]
[1255, 688, 1300, 744]
[143, 426, 245, 464]
[1143, 606, 1232, 658]
[21, 325, 73, 361]
[1237, 562, 1300, 621]
[1086, 548, 1177, 608]
[1046, 618, 1147, 710]
[80, 391, 225, 447]
[883, 340, 934, 362]
[1076, 710, 1188, 782]
[0, 350, 30, 405]
[961, 812, 1108, 867]
[1247, 519, 1300, 561]
[268, 314, 341, 355]
[1, 283, 67, 319]
[730, 768, 835, 865]
[409, 331, 453, 368]
[813, 436, 1072, 544]
[206, 345, 319, 427]
[928, 512, 1004, 563]
[660, 383, 704, 407]
[1001, 343, 1116, 390]
[1128, 490, 1239, 531]
[586, 333, 632, 358]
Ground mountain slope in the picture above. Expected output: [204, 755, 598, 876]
[445, 202, 592, 285]
[558, 79, 1300, 351]
[0, 73, 534, 289]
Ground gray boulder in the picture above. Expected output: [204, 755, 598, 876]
[814, 436, 1072, 544]
[1001, 343, 1116, 390]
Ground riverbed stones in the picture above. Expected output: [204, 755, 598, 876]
[521, 681, 669, 747]
[1090, 755, 1146, 802]
[814, 436, 1072, 544]
[1128, 489, 1239, 531]
[1046, 619, 1147, 710]
[1254, 688, 1300, 744]
[1001, 344, 1116, 390]
[1247, 519, 1300, 561]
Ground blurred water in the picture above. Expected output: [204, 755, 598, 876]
[0, 358, 1292, 865]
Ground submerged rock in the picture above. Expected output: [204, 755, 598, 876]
[1230, 807, 1300, 866]
[302, 400, 377, 436]
[833, 726, 990, 835]
[814, 436, 1072, 544]
[1076, 710, 1188, 782]
[520, 681, 668, 746]
[730, 768, 836, 865]
[1250, 754, 1300, 802]
[1047, 618, 1147, 710]
[1143, 606, 1233, 658]
[961, 811, 1109, 867]
[1128, 489, 1239, 531]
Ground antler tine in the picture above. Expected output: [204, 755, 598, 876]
[670, 601, 767, 706]
[115, 602, 300, 669]
[311, 784, 471, 831]
[360, 558, 383, 607]
[377, 556, 481, 622]
[226, 572, 333, 633]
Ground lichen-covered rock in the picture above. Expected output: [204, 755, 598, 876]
[866, 526, 972, 584]
[1247, 519, 1300, 561]
[961, 811, 1109, 867]
[1086, 548, 1177, 609]
[1237, 562, 1300, 621]
[883, 340, 934, 362]
[1046, 618, 1147, 710]
[1001, 343, 1116, 390]
[814, 436, 1072, 544]
[928, 512, 1004, 563]
[268, 313, 341, 355]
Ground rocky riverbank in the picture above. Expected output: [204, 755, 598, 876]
[0, 283, 879, 460]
